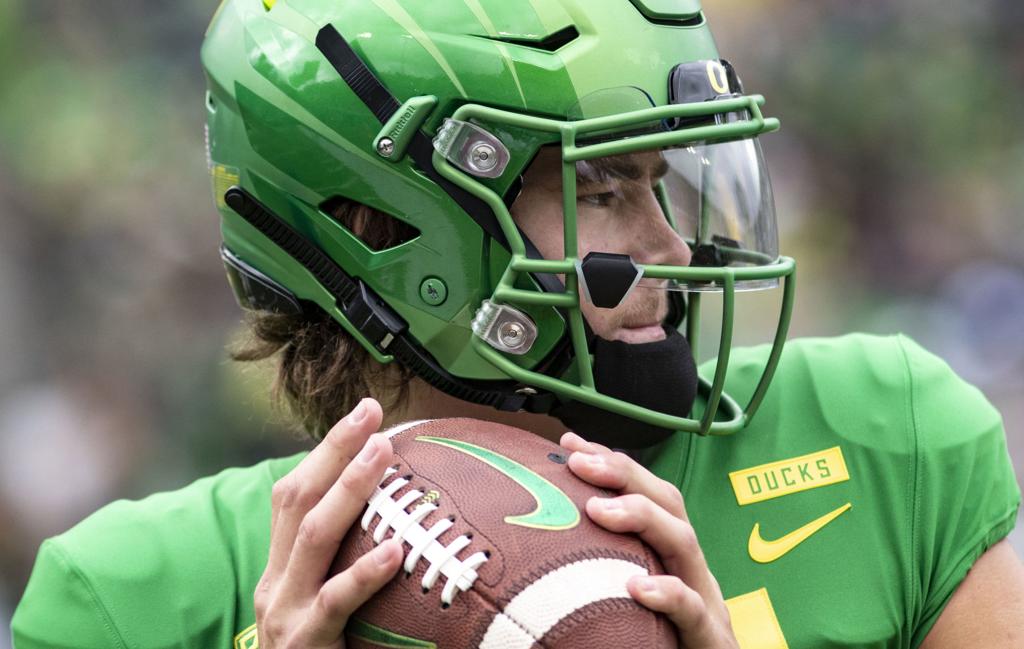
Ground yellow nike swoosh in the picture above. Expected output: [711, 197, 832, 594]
[748, 502, 852, 564]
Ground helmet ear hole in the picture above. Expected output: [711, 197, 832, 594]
[319, 196, 421, 252]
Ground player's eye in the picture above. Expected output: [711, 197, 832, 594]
[577, 191, 618, 208]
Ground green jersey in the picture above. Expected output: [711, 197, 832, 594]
[643, 334, 1020, 648]
[12, 335, 1020, 649]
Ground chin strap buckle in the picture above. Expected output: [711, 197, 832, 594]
[342, 281, 407, 352]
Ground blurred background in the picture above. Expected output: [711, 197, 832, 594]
[1, 0, 1022, 640]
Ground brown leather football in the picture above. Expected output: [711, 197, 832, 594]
[335, 418, 677, 648]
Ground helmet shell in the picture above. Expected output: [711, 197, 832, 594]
[201, 0, 719, 380]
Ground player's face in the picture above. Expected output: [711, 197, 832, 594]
[512, 147, 692, 344]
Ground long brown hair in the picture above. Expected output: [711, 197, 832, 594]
[228, 198, 417, 441]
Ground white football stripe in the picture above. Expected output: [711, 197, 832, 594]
[479, 613, 534, 649]
[383, 419, 431, 439]
[479, 558, 649, 648]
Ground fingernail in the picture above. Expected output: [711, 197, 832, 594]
[599, 497, 622, 510]
[583, 453, 605, 467]
[375, 542, 397, 565]
[635, 577, 658, 592]
[357, 437, 379, 464]
[349, 401, 368, 424]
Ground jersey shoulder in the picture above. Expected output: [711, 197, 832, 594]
[717, 332, 1018, 527]
[12, 453, 304, 649]
[724, 332, 1003, 452]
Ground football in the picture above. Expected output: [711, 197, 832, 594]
[335, 418, 676, 648]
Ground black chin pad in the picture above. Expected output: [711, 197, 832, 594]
[550, 326, 698, 449]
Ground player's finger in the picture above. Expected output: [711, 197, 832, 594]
[265, 398, 383, 580]
[560, 431, 613, 455]
[304, 539, 404, 643]
[566, 444, 687, 519]
[271, 398, 383, 533]
[280, 433, 394, 597]
[627, 575, 720, 647]
[586, 494, 715, 601]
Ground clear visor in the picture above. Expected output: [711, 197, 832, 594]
[570, 139, 779, 295]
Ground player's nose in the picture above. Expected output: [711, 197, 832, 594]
[629, 191, 692, 268]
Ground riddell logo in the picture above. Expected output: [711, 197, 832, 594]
[729, 447, 850, 506]
[390, 106, 417, 139]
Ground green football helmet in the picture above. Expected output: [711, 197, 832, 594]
[201, 0, 795, 445]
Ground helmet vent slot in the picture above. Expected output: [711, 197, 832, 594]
[479, 26, 579, 52]
[627, 3, 705, 28]
[320, 196, 420, 252]
[643, 12, 704, 27]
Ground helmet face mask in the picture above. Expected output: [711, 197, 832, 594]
[203, 0, 795, 443]
[439, 95, 795, 438]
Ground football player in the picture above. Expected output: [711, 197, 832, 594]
[13, 0, 1024, 647]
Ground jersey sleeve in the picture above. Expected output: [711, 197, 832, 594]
[11, 537, 126, 649]
[902, 335, 1021, 648]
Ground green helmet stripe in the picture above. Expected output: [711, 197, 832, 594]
[462, 0, 527, 108]
[495, 42, 528, 108]
[239, 28, 378, 168]
[525, 0, 573, 35]
[523, 0, 583, 106]
[369, 0, 468, 97]
[537, 1, 718, 111]
[554, 2, 641, 110]
[263, 1, 319, 42]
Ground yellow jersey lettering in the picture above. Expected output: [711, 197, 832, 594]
[797, 462, 812, 481]
[730, 447, 850, 505]
[817, 458, 832, 478]
[781, 467, 796, 487]
[747, 475, 762, 495]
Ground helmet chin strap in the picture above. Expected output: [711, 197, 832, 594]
[549, 325, 698, 449]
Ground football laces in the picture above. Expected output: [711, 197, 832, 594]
[362, 468, 490, 606]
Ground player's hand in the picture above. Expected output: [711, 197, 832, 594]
[255, 398, 404, 649]
[562, 432, 739, 649]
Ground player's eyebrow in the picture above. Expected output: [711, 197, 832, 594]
[576, 155, 670, 187]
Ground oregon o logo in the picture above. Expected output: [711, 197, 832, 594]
[707, 60, 730, 94]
